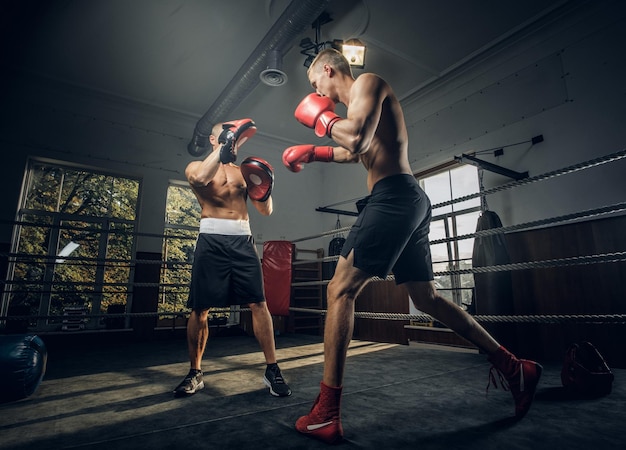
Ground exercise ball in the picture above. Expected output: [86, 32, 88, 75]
[0, 334, 47, 403]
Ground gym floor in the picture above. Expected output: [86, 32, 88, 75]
[0, 331, 623, 450]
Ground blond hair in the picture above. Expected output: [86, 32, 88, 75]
[308, 48, 353, 77]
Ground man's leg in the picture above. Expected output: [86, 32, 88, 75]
[249, 301, 291, 397]
[322, 253, 372, 387]
[405, 281, 542, 418]
[296, 251, 371, 443]
[248, 301, 277, 364]
[405, 281, 499, 352]
[174, 309, 209, 396]
[187, 309, 210, 369]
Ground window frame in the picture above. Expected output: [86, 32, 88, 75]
[416, 163, 481, 311]
[2, 157, 141, 331]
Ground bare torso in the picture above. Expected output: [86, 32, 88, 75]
[190, 163, 249, 220]
[348, 75, 413, 192]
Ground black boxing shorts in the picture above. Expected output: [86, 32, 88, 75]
[187, 218, 265, 310]
[340, 174, 434, 284]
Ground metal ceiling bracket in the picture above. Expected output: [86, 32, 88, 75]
[455, 153, 528, 180]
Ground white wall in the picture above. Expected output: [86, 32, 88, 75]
[399, 0, 626, 227]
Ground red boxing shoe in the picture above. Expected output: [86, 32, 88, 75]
[296, 382, 344, 444]
[487, 346, 543, 419]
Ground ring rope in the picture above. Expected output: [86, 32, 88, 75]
[291, 226, 352, 244]
[291, 251, 626, 287]
[0, 290, 190, 297]
[4, 309, 625, 324]
[3, 251, 624, 290]
[0, 252, 192, 267]
[431, 201, 626, 245]
[0, 307, 245, 322]
[0, 280, 191, 289]
[293, 201, 626, 264]
[0, 219, 197, 241]
[433, 148, 626, 209]
[289, 307, 626, 324]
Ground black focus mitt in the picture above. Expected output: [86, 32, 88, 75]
[218, 118, 257, 164]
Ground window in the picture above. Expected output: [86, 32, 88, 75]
[418, 164, 481, 311]
[160, 183, 200, 314]
[2, 159, 140, 331]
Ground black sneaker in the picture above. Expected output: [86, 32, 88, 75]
[173, 370, 204, 397]
[263, 364, 291, 397]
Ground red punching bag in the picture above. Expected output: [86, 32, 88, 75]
[262, 241, 294, 316]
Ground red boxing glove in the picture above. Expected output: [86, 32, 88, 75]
[282, 145, 334, 173]
[218, 118, 257, 164]
[241, 156, 273, 202]
[294, 93, 342, 138]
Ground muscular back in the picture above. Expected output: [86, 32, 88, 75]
[190, 163, 249, 220]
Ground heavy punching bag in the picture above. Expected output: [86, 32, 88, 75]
[0, 334, 47, 403]
[471, 210, 516, 347]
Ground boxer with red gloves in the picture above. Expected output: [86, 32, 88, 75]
[289, 49, 541, 445]
[294, 93, 343, 138]
[241, 156, 274, 202]
[218, 118, 257, 164]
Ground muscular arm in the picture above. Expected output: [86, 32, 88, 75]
[330, 74, 386, 155]
[250, 196, 273, 216]
[332, 146, 361, 163]
[185, 149, 221, 187]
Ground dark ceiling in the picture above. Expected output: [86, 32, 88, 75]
[1, 0, 568, 152]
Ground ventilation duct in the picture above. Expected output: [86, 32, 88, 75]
[260, 49, 288, 87]
[188, 0, 331, 156]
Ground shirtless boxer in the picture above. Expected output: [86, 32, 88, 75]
[174, 119, 291, 398]
[283, 49, 541, 443]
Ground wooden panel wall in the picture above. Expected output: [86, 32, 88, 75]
[505, 214, 626, 368]
[352, 280, 409, 345]
[344, 215, 626, 368]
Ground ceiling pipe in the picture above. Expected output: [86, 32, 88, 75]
[188, 0, 331, 156]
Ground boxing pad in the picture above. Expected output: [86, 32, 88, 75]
[241, 156, 274, 202]
[0, 334, 47, 403]
[218, 118, 257, 164]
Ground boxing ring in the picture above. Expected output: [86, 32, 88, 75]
[1, 149, 626, 347]
[0, 149, 625, 449]
[283, 148, 626, 360]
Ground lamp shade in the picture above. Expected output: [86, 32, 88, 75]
[342, 38, 366, 69]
